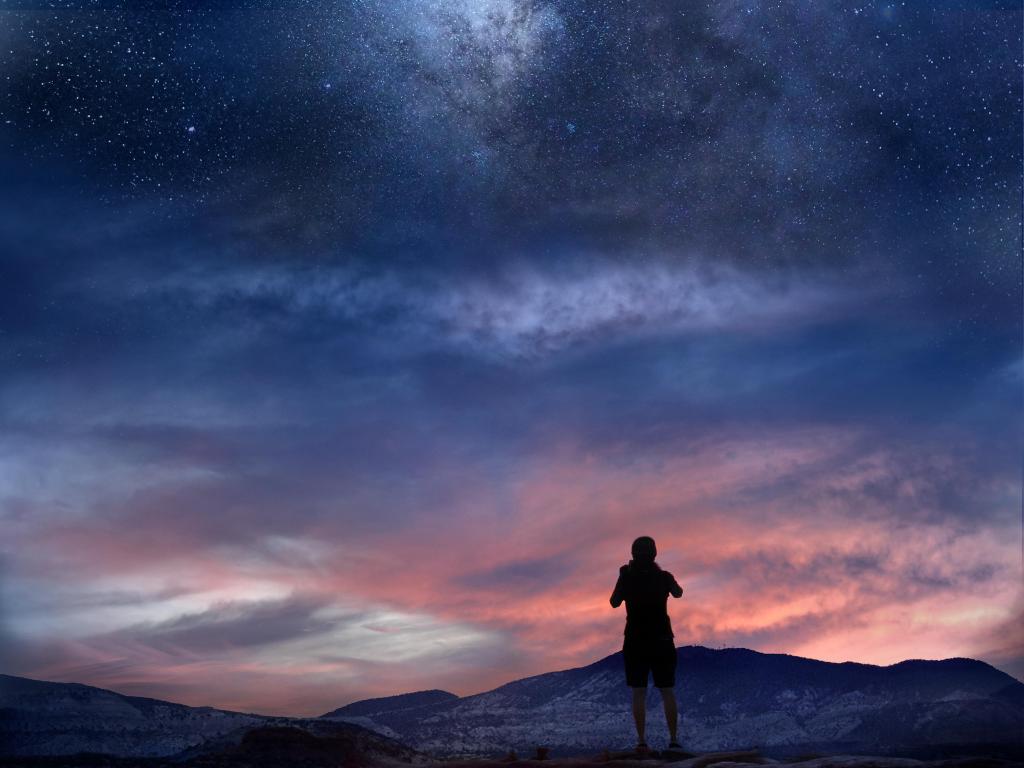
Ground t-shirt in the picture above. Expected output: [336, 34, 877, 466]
[612, 562, 682, 640]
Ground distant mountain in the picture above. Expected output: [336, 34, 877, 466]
[4, 647, 1021, 762]
[320, 690, 459, 719]
[0, 673, 424, 762]
[319, 646, 1024, 759]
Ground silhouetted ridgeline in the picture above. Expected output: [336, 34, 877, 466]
[2, 646, 1022, 764]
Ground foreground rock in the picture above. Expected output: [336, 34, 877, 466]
[0, 733, 1020, 768]
[0, 725, 426, 766]
[440, 748, 1022, 768]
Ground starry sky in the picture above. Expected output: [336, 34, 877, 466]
[0, 0, 1021, 717]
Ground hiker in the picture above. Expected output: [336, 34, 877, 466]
[610, 535, 684, 754]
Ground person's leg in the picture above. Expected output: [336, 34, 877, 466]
[651, 637, 680, 746]
[631, 687, 647, 745]
[623, 637, 650, 748]
[658, 687, 678, 744]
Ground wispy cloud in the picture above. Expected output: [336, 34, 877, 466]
[5, 422, 1018, 713]
[112, 594, 348, 656]
[122, 259, 873, 361]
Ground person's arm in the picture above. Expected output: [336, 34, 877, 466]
[666, 571, 683, 599]
[610, 564, 629, 607]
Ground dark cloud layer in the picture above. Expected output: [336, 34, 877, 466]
[113, 594, 350, 655]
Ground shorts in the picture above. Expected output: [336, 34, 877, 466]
[623, 634, 677, 688]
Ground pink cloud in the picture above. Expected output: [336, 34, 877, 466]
[4, 424, 1020, 714]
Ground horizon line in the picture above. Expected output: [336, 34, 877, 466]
[6, 643, 1019, 719]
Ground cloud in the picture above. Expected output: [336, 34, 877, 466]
[972, 592, 1024, 682]
[457, 553, 577, 593]
[1, 589, 512, 715]
[111, 594, 347, 656]
[721, 430, 1020, 530]
[118, 259, 872, 362]
[2, 419, 1020, 711]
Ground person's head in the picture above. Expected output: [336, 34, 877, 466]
[631, 535, 657, 564]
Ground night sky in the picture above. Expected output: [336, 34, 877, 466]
[0, 1, 1021, 717]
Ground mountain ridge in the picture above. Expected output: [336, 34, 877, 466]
[3, 646, 1022, 760]
[318, 645, 1024, 759]
[0, 673, 420, 761]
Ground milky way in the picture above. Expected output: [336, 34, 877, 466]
[0, 1, 1021, 716]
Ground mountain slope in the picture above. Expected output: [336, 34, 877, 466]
[319, 646, 1024, 758]
[0, 673, 268, 757]
[0, 674, 421, 761]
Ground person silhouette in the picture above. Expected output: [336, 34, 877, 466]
[610, 535, 684, 753]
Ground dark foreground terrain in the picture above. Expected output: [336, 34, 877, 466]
[0, 726, 1021, 768]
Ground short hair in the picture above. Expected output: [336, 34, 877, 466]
[631, 535, 657, 563]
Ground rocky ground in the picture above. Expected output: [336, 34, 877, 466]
[441, 748, 1024, 768]
[0, 728, 1020, 768]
